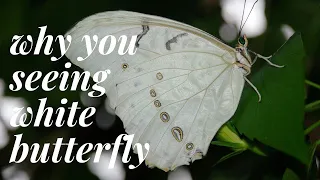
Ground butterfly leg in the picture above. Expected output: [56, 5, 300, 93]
[244, 76, 261, 102]
[249, 50, 285, 68]
[252, 55, 258, 65]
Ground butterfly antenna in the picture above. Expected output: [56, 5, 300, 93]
[239, 0, 247, 36]
[239, 0, 259, 34]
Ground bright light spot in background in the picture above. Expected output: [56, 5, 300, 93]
[80, 92, 116, 130]
[0, 79, 28, 149]
[0, 79, 4, 96]
[0, 97, 27, 130]
[1, 165, 30, 180]
[0, 79, 27, 130]
[0, 121, 9, 149]
[95, 106, 116, 130]
[104, 97, 116, 115]
[220, 0, 267, 38]
[280, 24, 295, 40]
[87, 152, 125, 180]
[80, 91, 101, 107]
[219, 23, 238, 42]
[93, 97, 116, 130]
[168, 167, 192, 180]
[0, 79, 9, 149]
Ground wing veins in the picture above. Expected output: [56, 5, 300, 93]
[113, 51, 229, 86]
[134, 98, 188, 147]
[116, 73, 190, 109]
[170, 88, 207, 168]
[160, 64, 231, 168]
[119, 63, 230, 126]
[117, 62, 226, 87]
[116, 63, 227, 110]
[151, 65, 231, 162]
[152, 89, 205, 158]
[121, 74, 189, 126]
[106, 51, 229, 96]
[170, 67, 232, 168]
[138, 47, 161, 55]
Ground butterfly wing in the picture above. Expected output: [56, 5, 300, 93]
[65, 11, 245, 171]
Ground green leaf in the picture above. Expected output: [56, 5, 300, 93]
[211, 141, 247, 150]
[207, 151, 284, 180]
[282, 168, 300, 180]
[305, 80, 320, 90]
[214, 123, 249, 150]
[307, 140, 320, 178]
[304, 119, 320, 135]
[233, 33, 309, 164]
[213, 150, 245, 167]
[305, 100, 320, 113]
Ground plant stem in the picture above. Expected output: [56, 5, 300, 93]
[307, 140, 320, 176]
[305, 119, 320, 135]
[305, 100, 320, 112]
[248, 144, 268, 156]
[305, 80, 320, 90]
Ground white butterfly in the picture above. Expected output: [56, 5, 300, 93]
[65, 11, 282, 171]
